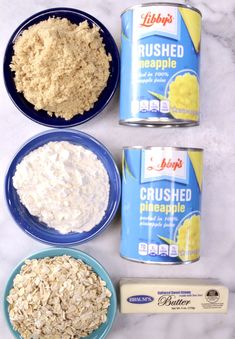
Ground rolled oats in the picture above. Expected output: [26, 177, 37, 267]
[7, 255, 111, 339]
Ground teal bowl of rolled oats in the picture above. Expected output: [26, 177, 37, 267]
[4, 248, 117, 338]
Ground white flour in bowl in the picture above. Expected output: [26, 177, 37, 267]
[12, 141, 110, 233]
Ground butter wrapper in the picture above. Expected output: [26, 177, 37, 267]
[120, 279, 229, 314]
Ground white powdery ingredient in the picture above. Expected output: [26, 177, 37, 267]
[13, 141, 110, 233]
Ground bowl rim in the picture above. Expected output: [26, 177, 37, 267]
[3, 247, 117, 339]
[5, 129, 121, 245]
[3, 7, 120, 128]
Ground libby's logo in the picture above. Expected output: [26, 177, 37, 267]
[140, 12, 173, 27]
[147, 157, 183, 172]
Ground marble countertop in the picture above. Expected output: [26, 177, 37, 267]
[1, 0, 235, 338]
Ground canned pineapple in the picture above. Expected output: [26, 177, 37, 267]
[120, 3, 202, 126]
[120, 147, 203, 264]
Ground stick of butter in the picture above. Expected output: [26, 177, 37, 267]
[120, 279, 229, 314]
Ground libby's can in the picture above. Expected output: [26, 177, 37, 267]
[120, 3, 202, 126]
[120, 147, 203, 264]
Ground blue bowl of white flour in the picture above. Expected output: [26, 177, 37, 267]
[5, 129, 121, 245]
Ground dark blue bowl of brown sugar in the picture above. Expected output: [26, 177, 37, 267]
[3, 7, 120, 128]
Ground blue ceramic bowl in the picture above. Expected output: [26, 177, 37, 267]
[4, 248, 117, 339]
[3, 7, 120, 128]
[5, 129, 121, 245]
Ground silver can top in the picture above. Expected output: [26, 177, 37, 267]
[123, 146, 204, 152]
[121, 2, 202, 17]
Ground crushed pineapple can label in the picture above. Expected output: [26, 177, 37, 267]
[120, 4, 202, 126]
[120, 147, 203, 264]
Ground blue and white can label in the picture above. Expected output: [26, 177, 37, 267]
[120, 147, 203, 264]
[120, 3, 202, 126]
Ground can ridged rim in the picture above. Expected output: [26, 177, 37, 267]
[123, 146, 203, 152]
[120, 254, 200, 265]
[119, 119, 199, 128]
[121, 2, 202, 16]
